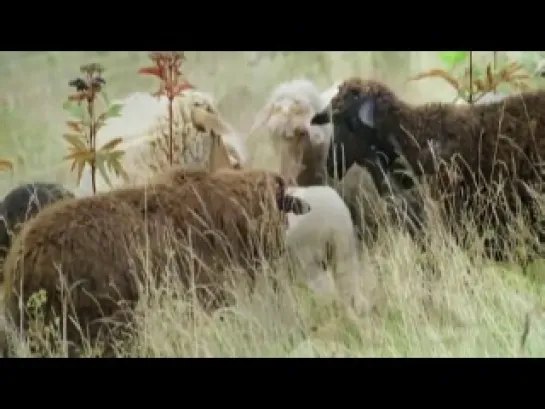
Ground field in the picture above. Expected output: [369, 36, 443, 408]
[1, 51, 545, 357]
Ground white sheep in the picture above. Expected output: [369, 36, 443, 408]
[250, 79, 334, 183]
[76, 89, 249, 197]
[284, 184, 367, 314]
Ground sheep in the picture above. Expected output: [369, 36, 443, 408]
[2, 167, 310, 356]
[257, 79, 388, 244]
[250, 79, 334, 185]
[76, 89, 249, 197]
[0, 182, 75, 281]
[310, 77, 545, 259]
[284, 184, 368, 314]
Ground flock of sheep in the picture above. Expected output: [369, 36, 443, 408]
[1, 72, 545, 357]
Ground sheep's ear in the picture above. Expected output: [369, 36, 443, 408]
[357, 99, 375, 128]
[279, 195, 311, 215]
[191, 106, 231, 135]
[310, 109, 331, 125]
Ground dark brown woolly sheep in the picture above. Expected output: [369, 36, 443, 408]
[0, 182, 74, 281]
[289, 110, 419, 244]
[311, 77, 545, 258]
[2, 168, 309, 356]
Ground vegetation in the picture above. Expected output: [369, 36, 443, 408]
[62, 63, 129, 194]
[1, 51, 545, 357]
[409, 51, 533, 103]
[138, 52, 193, 167]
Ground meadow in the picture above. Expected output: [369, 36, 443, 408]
[1, 51, 545, 357]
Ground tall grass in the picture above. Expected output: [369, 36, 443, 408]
[1, 51, 545, 357]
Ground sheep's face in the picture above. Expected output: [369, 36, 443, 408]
[190, 103, 244, 170]
[277, 126, 313, 185]
[259, 99, 330, 184]
[311, 89, 399, 189]
[264, 98, 311, 142]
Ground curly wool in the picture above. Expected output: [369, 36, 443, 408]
[321, 77, 545, 258]
[2, 168, 308, 356]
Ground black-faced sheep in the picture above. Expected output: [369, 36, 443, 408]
[0, 182, 75, 280]
[311, 77, 545, 258]
[76, 89, 249, 196]
[2, 168, 309, 356]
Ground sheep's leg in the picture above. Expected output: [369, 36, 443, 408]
[332, 242, 369, 316]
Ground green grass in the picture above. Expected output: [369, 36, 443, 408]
[2, 51, 545, 357]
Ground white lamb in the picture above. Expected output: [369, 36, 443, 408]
[284, 184, 367, 314]
[75, 89, 249, 197]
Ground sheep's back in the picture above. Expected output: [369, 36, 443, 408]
[2, 195, 151, 339]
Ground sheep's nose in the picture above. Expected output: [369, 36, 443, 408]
[293, 126, 308, 138]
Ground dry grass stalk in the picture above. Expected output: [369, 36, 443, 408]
[409, 54, 532, 104]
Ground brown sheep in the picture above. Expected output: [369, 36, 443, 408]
[311, 77, 545, 259]
[2, 168, 310, 356]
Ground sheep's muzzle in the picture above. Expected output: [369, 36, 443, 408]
[273, 175, 310, 215]
[278, 194, 311, 215]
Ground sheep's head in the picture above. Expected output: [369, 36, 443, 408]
[190, 99, 244, 171]
[273, 174, 311, 215]
[310, 78, 403, 192]
[151, 89, 243, 170]
[254, 96, 315, 142]
[277, 125, 317, 186]
[252, 79, 333, 184]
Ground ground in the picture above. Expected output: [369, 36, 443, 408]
[1, 51, 545, 357]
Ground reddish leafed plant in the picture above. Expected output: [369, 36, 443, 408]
[138, 52, 193, 166]
[63, 63, 128, 194]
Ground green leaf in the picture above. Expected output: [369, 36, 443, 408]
[95, 153, 113, 188]
[63, 133, 88, 152]
[62, 100, 86, 119]
[73, 158, 87, 186]
[103, 103, 124, 119]
[438, 51, 469, 70]
[99, 137, 124, 152]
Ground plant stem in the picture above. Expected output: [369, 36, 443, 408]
[493, 51, 497, 94]
[468, 51, 473, 104]
[88, 78, 97, 194]
[168, 97, 173, 166]
[168, 61, 174, 166]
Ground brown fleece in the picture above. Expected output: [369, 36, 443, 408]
[2, 168, 293, 356]
[335, 78, 545, 255]
[335, 78, 545, 189]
